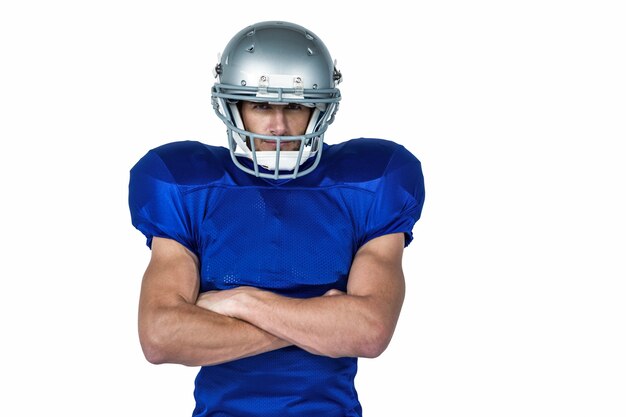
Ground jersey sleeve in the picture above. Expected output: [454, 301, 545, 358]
[363, 145, 425, 247]
[128, 149, 196, 253]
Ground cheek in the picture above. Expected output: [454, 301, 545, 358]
[242, 114, 260, 132]
[252, 137, 266, 150]
[294, 113, 312, 133]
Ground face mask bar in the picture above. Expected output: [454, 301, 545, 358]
[221, 112, 331, 179]
[231, 130, 323, 179]
[212, 84, 341, 105]
[211, 84, 341, 179]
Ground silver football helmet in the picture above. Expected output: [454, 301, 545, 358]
[211, 21, 342, 179]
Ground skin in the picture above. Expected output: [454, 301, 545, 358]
[137, 101, 408, 365]
[195, 233, 406, 358]
[239, 101, 312, 151]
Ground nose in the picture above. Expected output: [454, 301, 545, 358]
[268, 108, 288, 136]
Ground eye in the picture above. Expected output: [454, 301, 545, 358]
[286, 103, 303, 111]
[251, 102, 271, 110]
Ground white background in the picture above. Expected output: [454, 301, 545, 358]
[1, 1, 625, 416]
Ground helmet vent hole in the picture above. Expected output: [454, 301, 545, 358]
[246, 44, 255, 53]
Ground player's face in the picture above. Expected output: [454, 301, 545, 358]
[240, 101, 312, 152]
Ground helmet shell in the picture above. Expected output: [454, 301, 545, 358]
[211, 21, 341, 179]
[218, 21, 336, 91]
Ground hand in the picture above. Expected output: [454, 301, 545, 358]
[323, 289, 346, 296]
[196, 287, 258, 317]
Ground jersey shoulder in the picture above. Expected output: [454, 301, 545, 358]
[320, 138, 421, 184]
[130, 140, 231, 186]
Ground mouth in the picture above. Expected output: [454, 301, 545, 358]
[258, 140, 299, 151]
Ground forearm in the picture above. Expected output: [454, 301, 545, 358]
[145, 234, 406, 361]
[139, 300, 290, 366]
[213, 234, 407, 358]
[232, 290, 394, 358]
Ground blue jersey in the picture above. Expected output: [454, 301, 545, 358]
[129, 138, 425, 417]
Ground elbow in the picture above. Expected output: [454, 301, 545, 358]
[141, 342, 168, 365]
[139, 328, 171, 364]
[357, 322, 394, 359]
[138, 312, 179, 365]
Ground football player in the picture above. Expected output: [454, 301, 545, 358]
[129, 20, 425, 417]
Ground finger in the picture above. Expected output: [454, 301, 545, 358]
[323, 289, 345, 296]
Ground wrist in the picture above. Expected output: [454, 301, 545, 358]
[236, 286, 273, 324]
[233, 286, 262, 321]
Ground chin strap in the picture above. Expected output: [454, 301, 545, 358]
[234, 150, 314, 171]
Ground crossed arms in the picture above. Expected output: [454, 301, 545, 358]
[138, 233, 406, 366]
